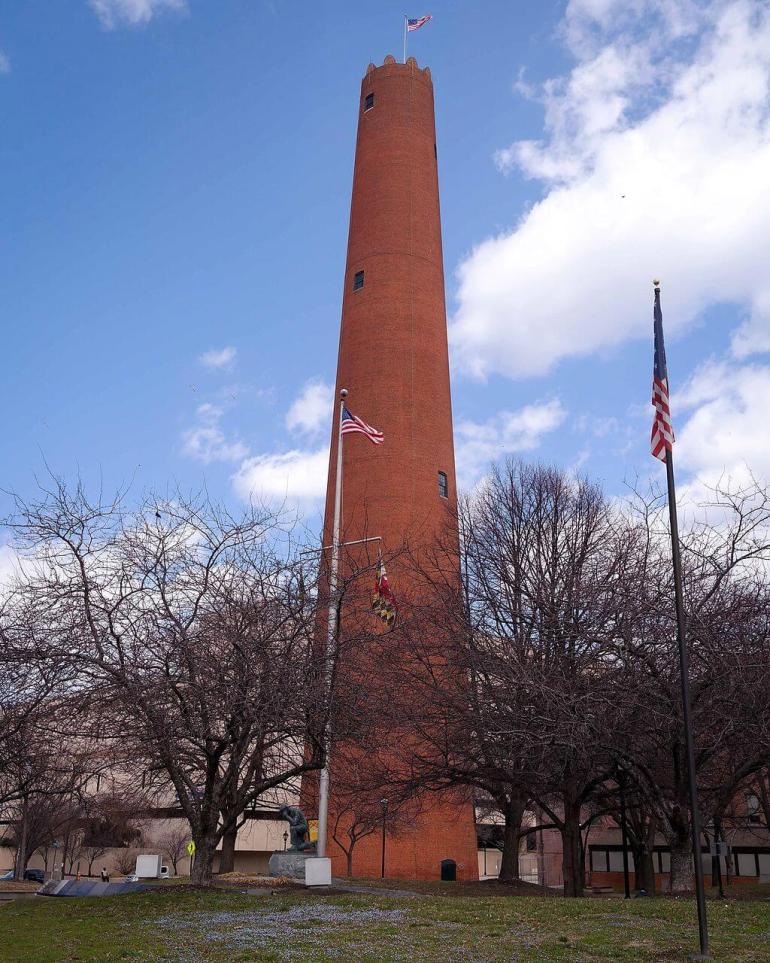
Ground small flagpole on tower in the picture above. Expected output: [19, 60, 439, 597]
[316, 387, 347, 861]
[403, 15, 408, 63]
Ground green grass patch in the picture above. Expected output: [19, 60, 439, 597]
[1, 885, 769, 961]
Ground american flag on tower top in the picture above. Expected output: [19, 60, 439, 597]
[651, 283, 675, 462]
[407, 14, 432, 31]
[341, 406, 384, 445]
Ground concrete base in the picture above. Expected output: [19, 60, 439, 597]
[304, 857, 332, 887]
[268, 851, 313, 880]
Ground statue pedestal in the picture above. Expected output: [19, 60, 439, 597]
[304, 857, 332, 887]
[268, 851, 314, 880]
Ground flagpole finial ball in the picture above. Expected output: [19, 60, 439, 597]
[653, 278, 661, 288]
[340, 388, 348, 399]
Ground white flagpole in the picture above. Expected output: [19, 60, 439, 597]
[403, 15, 407, 63]
[316, 387, 347, 860]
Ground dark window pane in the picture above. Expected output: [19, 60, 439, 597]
[438, 471, 448, 498]
[364, 92, 375, 111]
[353, 270, 365, 291]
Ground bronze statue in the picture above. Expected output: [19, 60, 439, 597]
[278, 806, 314, 852]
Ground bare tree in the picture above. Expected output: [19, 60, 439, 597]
[5, 481, 332, 885]
[82, 844, 108, 877]
[614, 476, 770, 892]
[387, 462, 626, 895]
[327, 748, 416, 878]
[155, 823, 190, 876]
[114, 847, 137, 877]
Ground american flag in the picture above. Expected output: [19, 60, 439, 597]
[651, 284, 675, 462]
[407, 14, 432, 31]
[342, 406, 384, 445]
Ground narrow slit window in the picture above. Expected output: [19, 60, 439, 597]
[438, 471, 449, 498]
[364, 92, 375, 112]
[353, 270, 365, 291]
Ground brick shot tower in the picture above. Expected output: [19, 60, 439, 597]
[317, 56, 479, 880]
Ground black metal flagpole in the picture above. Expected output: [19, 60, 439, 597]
[654, 280, 709, 958]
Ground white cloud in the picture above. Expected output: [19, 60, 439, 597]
[285, 380, 333, 436]
[455, 399, 567, 486]
[199, 346, 237, 370]
[181, 402, 248, 463]
[0, 544, 20, 588]
[232, 447, 329, 504]
[675, 359, 770, 483]
[451, 1, 770, 380]
[181, 427, 248, 464]
[0, 51, 10, 74]
[89, 0, 186, 29]
[195, 402, 223, 422]
[225, 380, 335, 508]
[564, 0, 705, 54]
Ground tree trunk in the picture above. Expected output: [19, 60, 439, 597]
[14, 798, 29, 882]
[632, 841, 656, 894]
[669, 839, 694, 893]
[664, 805, 694, 894]
[218, 823, 237, 874]
[561, 799, 584, 897]
[498, 796, 526, 883]
[631, 812, 658, 895]
[191, 836, 217, 886]
[346, 846, 354, 877]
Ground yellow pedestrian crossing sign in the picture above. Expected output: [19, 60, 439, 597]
[186, 841, 196, 857]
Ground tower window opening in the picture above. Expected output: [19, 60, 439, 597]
[438, 471, 449, 498]
[353, 270, 365, 291]
[364, 92, 375, 112]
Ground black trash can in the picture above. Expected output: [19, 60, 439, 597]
[440, 858, 457, 882]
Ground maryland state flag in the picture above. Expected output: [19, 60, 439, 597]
[371, 555, 397, 629]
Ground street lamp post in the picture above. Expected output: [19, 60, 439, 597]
[380, 799, 389, 880]
[283, 831, 288, 852]
[51, 840, 61, 882]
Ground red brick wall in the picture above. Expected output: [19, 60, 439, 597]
[309, 57, 478, 881]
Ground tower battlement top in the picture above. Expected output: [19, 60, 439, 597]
[364, 56, 431, 81]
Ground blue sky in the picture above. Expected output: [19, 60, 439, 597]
[2, 0, 770, 543]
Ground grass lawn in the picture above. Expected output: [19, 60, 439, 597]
[1, 883, 769, 962]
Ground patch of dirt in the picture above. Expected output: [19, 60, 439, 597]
[212, 873, 298, 889]
[344, 876, 558, 899]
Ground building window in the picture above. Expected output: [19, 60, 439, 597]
[526, 833, 536, 852]
[438, 471, 448, 498]
[364, 92, 375, 111]
[353, 270, 365, 291]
